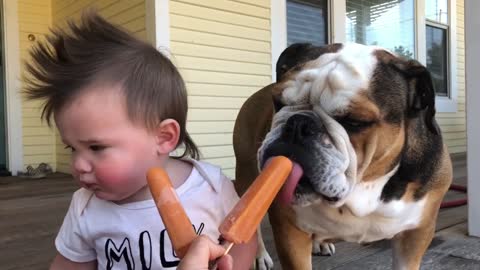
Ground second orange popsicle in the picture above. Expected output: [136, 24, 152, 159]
[219, 156, 293, 244]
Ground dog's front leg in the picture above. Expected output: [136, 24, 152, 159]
[269, 203, 313, 270]
[392, 191, 447, 270]
[391, 221, 435, 270]
[255, 226, 274, 270]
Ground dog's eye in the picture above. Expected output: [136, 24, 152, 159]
[337, 117, 374, 133]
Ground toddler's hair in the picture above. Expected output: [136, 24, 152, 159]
[23, 11, 199, 159]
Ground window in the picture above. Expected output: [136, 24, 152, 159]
[287, 0, 329, 46]
[426, 0, 450, 97]
[346, 0, 415, 59]
[271, 0, 457, 112]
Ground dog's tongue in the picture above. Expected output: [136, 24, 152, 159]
[276, 161, 303, 205]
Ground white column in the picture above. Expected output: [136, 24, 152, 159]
[331, 0, 346, 43]
[145, 0, 170, 56]
[3, 0, 24, 175]
[415, 0, 426, 65]
[465, 0, 480, 237]
[271, 0, 287, 82]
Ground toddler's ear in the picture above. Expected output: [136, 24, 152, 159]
[155, 119, 181, 155]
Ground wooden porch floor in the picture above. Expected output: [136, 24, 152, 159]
[0, 154, 478, 269]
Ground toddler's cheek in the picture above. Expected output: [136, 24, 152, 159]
[95, 165, 144, 186]
[95, 167, 129, 185]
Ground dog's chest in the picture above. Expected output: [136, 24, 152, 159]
[292, 178, 427, 243]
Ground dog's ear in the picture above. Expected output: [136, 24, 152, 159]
[392, 59, 439, 135]
[276, 43, 314, 81]
[276, 43, 344, 82]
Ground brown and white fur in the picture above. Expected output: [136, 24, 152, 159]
[233, 43, 452, 270]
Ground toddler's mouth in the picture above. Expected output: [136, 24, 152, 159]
[83, 183, 99, 190]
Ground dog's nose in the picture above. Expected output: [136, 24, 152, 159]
[283, 113, 319, 143]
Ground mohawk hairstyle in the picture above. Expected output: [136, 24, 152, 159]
[23, 11, 199, 159]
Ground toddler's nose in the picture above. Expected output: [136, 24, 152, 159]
[72, 155, 93, 174]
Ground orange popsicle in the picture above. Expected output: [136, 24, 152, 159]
[147, 168, 196, 259]
[219, 156, 293, 244]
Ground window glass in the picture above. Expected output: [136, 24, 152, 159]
[426, 0, 449, 24]
[346, 0, 415, 59]
[287, 0, 329, 46]
[426, 25, 448, 96]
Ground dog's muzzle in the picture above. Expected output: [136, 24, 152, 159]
[259, 109, 354, 207]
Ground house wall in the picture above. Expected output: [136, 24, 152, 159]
[50, 0, 147, 173]
[437, 0, 466, 153]
[18, 0, 55, 171]
[169, 0, 272, 178]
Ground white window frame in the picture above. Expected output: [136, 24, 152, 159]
[271, 0, 457, 112]
[425, 20, 450, 96]
[418, 0, 457, 112]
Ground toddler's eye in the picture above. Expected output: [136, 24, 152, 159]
[90, 145, 106, 151]
[64, 145, 75, 152]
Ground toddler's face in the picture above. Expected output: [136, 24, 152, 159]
[56, 84, 161, 202]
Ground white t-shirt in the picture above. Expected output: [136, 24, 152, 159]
[55, 159, 239, 269]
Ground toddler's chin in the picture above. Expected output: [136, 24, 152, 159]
[92, 190, 116, 201]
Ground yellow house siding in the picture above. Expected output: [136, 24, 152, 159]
[18, 0, 56, 171]
[50, 0, 147, 173]
[52, 0, 146, 41]
[437, 0, 466, 154]
[170, 0, 271, 177]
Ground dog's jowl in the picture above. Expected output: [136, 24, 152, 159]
[233, 43, 452, 270]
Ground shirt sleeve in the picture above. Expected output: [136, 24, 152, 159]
[220, 173, 241, 215]
[55, 189, 96, 262]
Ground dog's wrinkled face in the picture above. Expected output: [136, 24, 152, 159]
[259, 105, 355, 206]
[259, 43, 433, 207]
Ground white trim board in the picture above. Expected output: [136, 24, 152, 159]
[330, 0, 346, 43]
[2, 0, 24, 175]
[465, 0, 480, 238]
[270, 0, 287, 82]
[145, 0, 170, 56]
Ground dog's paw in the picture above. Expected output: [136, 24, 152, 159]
[312, 241, 336, 256]
[255, 249, 274, 270]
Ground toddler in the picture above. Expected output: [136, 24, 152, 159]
[23, 12, 257, 270]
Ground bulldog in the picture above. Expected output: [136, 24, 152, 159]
[233, 43, 452, 270]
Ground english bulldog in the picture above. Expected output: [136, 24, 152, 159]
[233, 43, 452, 270]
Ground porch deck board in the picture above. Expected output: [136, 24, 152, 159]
[0, 154, 477, 269]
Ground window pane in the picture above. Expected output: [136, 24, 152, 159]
[426, 25, 448, 96]
[346, 0, 415, 59]
[426, 0, 448, 24]
[287, 0, 328, 46]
